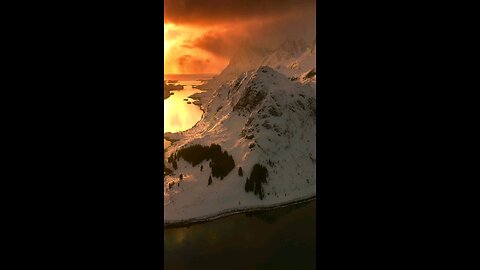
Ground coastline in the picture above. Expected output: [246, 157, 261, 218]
[164, 194, 316, 229]
[164, 88, 210, 144]
[163, 78, 315, 230]
[164, 86, 210, 174]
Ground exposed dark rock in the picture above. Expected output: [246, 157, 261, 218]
[268, 105, 282, 116]
[233, 84, 267, 113]
[296, 100, 305, 110]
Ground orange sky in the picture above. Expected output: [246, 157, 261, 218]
[164, 0, 316, 75]
[164, 23, 230, 74]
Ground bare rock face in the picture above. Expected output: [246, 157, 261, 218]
[233, 84, 268, 113]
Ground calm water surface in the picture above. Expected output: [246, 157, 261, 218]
[164, 80, 205, 149]
[164, 200, 316, 270]
[163, 75, 316, 270]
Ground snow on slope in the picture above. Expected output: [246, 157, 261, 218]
[200, 42, 272, 91]
[261, 39, 307, 68]
[269, 37, 316, 87]
[164, 66, 316, 223]
[200, 37, 316, 93]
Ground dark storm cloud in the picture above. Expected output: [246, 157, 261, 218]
[241, 12, 316, 49]
[165, 0, 315, 73]
[164, 0, 316, 25]
[179, 12, 316, 60]
[188, 31, 241, 59]
[177, 55, 211, 73]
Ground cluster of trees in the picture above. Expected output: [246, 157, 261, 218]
[304, 68, 316, 79]
[168, 144, 235, 179]
[244, 164, 269, 200]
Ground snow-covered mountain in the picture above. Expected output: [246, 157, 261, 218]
[201, 42, 272, 91]
[164, 66, 316, 223]
[263, 37, 316, 86]
[201, 37, 316, 92]
[261, 39, 307, 69]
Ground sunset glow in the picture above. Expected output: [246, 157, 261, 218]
[164, 0, 315, 75]
[164, 24, 171, 66]
[163, 23, 230, 75]
[164, 1, 317, 268]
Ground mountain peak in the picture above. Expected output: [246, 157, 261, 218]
[230, 42, 271, 63]
[278, 38, 308, 57]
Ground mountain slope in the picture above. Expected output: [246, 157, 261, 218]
[164, 66, 316, 223]
[268, 37, 316, 85]
[201, 37, 316, 91]
[200, 42, 272, 91]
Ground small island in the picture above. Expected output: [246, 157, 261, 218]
[164, 81, 184, 100]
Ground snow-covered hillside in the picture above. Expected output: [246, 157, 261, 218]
[201, 37, 316, 92]
[164, 66, 316, 224]
[261, 39, 307, 67]
[263, 37, 316, 88]
[201, 42, 272, 91]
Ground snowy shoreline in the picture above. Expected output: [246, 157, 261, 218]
[164, 195, 315, 229]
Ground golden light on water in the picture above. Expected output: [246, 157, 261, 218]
[163, 88, 204, 133]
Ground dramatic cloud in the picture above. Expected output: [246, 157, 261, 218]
[188, 30, 244, 59]
[164, 0, 316, 74]
[164, 0, 316, 26]
[177, 55, 211, 74]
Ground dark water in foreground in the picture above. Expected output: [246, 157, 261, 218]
[164, 200, 316, 270]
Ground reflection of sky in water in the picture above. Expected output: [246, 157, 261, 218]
[164, 81, 204, 149]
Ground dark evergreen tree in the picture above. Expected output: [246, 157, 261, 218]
[244, 164, 268, 199]
[175, 143, 235, 178]
[238, 167, 243, 176]
[208, 175, 212, 185]
[245, 177, 253, 192]
[179, 174, 183, 180]
[200, 165, 203, 171]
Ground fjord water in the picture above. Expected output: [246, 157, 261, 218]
[163, 78, 205, 148]
[163, 75, 316, 269]
[164, 200, 316, 270]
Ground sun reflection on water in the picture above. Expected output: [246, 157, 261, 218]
[164, 87, 204, 133]
[164, 81, 205, 149]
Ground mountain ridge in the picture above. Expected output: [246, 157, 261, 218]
[164, 66, 316, 222]
[201, 37, 316, 91]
